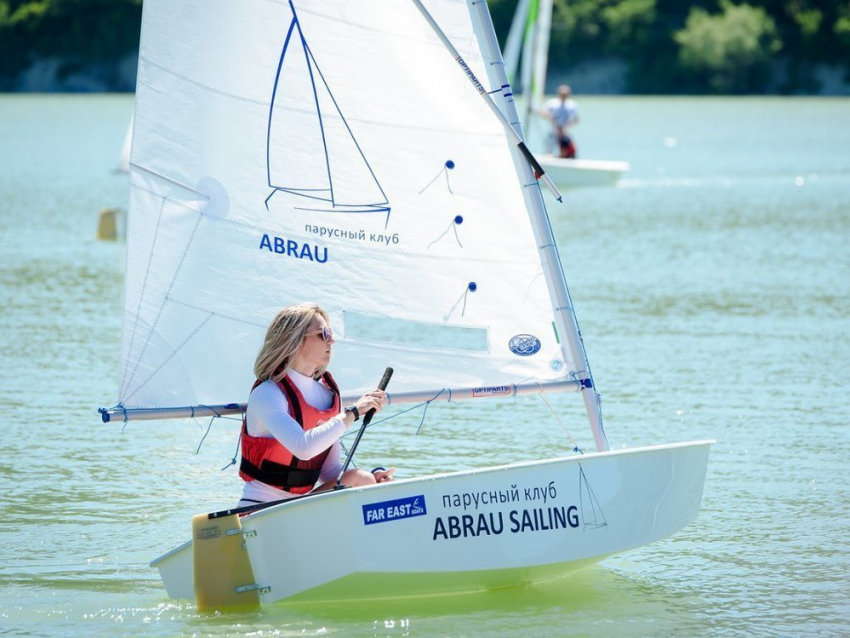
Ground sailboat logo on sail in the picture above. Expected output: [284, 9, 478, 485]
[265, 1, 391, 224]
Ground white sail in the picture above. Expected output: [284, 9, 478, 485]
[117, 0, 577, 411]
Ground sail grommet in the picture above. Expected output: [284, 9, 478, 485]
[467, 282, 477, 292]
[445, 160, 455, 169]
[197, 176, 230, 219]
[454, 215, 463, 225]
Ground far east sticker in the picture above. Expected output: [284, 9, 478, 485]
[362, 495, 427, 526]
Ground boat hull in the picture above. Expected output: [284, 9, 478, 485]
[151, 440, 712, 604]
[541, 157, 629, 189]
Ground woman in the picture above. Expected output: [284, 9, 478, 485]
[238, 303, 394, 506]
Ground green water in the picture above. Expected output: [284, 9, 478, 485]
[0, 95, 848, 637]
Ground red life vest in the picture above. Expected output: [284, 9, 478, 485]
[239, 371, 341, 495]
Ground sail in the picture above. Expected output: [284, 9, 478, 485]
[117, 0, 578, 411]
[502, 0, 531, 84]
[530, 0, 553, 111]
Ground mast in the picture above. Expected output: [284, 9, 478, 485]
[519, 0, 537, 129]
[527, 0, 553, 131]
[503, 0, 531, 83]
[441, 0, 609, 452]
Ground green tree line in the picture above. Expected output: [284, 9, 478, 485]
[1, 0, 847, 93]
[0, 0, 142, 90]
[490, 0, 850, 93]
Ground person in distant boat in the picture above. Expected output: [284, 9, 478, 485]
[539, 84, 580, 159]
[238, 302, 394, 506]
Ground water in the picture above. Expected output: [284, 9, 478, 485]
[0, 94, 848, 637]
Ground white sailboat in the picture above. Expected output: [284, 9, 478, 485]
[117, 111, 133, 174]
[101, 0, 711, 607]
[504, 0, 629, 190]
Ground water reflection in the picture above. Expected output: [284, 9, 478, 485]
[266, 568, 704, 638]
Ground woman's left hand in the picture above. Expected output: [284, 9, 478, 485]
[373, 467, 396, 483]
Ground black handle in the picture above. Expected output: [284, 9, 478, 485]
[517, 140, 546, 179]
[362, 367, 394, 425]
[334, 367, 393, 488]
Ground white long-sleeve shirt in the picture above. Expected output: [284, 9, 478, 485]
[544, 97, 579, 128]
[239, 370, 349, 505]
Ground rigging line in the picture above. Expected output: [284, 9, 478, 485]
[461, 286, 471, 316]
[222, 420, 244, 471]
[416, 400, 434, 436]
[110, 404, 130, 433]
[418, 170, 443, 195]
[124, 312, 214, 403]
[338, 389, 448, 440]
[427, 225, 452, 249]
[193, 408, 241, 455]
[122, 214, 206, 397]
[418, 161, 454, 196]
[195, 410, 222, 455]
[427, 218, 463, 250]
[417, 389, 448, 435]
[120, 196, 166, 396]
[537, 382, 583, 454]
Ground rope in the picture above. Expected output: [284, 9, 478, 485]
[194, 405, 224, 454]
[338, 389, 449, 441]
[537, 383, 583, 454]
[418, 160, 455, 195]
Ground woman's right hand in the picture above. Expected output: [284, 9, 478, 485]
[354, 390, 387, 418]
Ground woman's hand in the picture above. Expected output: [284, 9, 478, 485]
[372, 467, 396, 483]
[354, 390, 387, 418]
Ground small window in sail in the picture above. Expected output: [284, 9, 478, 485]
[343, 313, 488, 352]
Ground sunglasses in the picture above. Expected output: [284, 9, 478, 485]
[305, 326, 334, 343]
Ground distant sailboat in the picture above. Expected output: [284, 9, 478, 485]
[96, 110, 133, 241]
[101, 0, 710, 608]
[504, 0, 629, 190]
[117, 111, 133, 174]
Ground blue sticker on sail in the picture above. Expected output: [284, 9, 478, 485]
[363, 495, 427, 526]
[509, 334, 541, 356]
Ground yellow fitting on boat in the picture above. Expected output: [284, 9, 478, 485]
[192, 513, 261, 610]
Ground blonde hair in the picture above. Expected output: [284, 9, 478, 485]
[254, 303, 330, 382]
